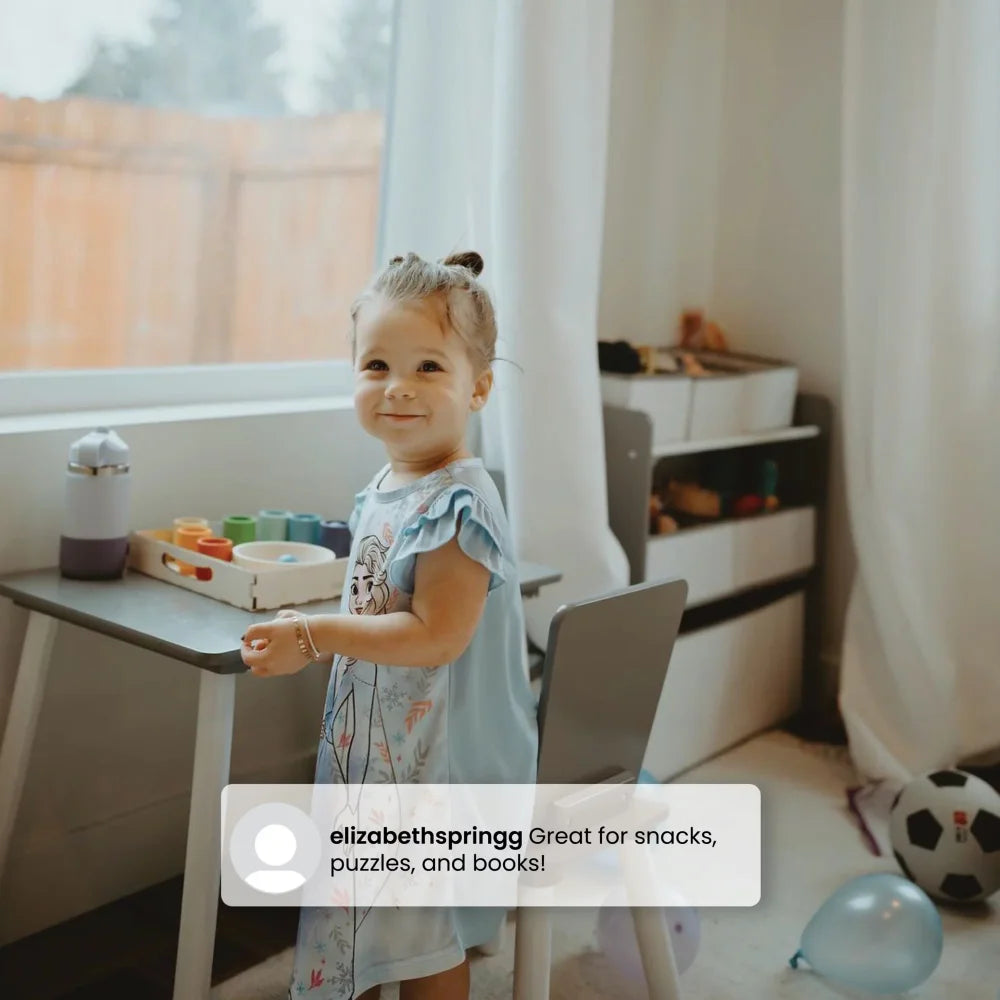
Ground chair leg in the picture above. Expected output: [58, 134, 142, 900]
[513, 906, 552, 1000]
[630, 906, 683, 1000]
[619, 837, 683, 999]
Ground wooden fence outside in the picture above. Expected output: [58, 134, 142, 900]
[0, 96, 384, 371]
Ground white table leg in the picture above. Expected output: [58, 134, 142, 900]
[0, 611, 58, 891]
[513, 906, 552, 1000]
[172, 670, 235, 1000]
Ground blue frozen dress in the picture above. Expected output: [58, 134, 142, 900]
[287, 457, 539, 999]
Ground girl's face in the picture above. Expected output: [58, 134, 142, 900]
[353, 296, 492, 467]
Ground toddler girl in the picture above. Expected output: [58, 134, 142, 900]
[241, 251, 538, 1000]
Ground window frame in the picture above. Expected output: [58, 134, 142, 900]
[0, 360, 360, 418]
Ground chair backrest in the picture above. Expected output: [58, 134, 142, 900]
[535, 578, 688, 785]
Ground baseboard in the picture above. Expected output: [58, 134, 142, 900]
[0, 750, 317, 947]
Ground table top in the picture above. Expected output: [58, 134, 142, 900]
[0, 563, 562, 675]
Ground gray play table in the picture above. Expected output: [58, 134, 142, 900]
[0, 562, 560, 999]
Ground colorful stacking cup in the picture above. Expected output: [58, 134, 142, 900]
[288, 513, 322, 544]
[195, 536, 234, 581]
[319, 519, 352, 558]
[223, 515, 256, 545]
[172, 516, 209, 544]
[257, 509, 291, 541]
[175, 524, 213, 576]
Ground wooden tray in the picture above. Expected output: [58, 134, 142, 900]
[128, 528, 348, 611]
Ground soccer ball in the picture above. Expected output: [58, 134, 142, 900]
[889, 769, 1000, 903]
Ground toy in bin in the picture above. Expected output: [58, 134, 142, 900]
[649, 495, 678, 536]
[654, 458, 782, 528]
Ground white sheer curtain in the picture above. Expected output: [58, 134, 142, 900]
[839, 0, 1000, 780]
[378, 0, 629, 646]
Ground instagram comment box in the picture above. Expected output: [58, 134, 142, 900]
[221, 782, 760, 908]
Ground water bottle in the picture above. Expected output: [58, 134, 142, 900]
[59, 427, 132, 580]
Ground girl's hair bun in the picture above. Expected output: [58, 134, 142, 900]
[441, 251, 484, 277]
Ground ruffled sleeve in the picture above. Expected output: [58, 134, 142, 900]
[388, 486, 508, 595]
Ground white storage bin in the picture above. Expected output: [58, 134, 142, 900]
[601, 373, 691, 449]
[645, 507, 815, 607]
[642, 591, 804, 780]
[685, 351, 798, 441]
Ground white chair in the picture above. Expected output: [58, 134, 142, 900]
[510, 578, 689, 1000]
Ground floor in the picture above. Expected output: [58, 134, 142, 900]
[0, 877, 299, 1000]
[2, 730, 998, 1000]
[210, 732, 1000, 1000]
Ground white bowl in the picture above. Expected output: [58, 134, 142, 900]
[232, 541, 336, 572]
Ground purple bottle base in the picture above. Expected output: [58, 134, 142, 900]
[59, 536, 129, 580]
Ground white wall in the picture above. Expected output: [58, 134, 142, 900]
[601, 0, 853, 696]
[0, 406, 384, 943]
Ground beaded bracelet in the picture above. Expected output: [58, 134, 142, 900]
[300, 614, 323, 661]
[291, 613, 321, 662]
[290, 618, 311, 661]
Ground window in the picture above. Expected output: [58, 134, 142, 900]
[0, 0, 396, 412]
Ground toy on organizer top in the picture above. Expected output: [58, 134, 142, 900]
[678, 309, 730, 353]
[598, 340, 644, 374]
[598, 310, 731, 378]
[676, 309, 730, 377]
[59, 428, 132, 580]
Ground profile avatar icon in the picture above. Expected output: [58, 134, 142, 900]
[246, 823, 305, 892]
[228, 802, 322, 896]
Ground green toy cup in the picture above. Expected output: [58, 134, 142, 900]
[257, 509, 290, 541]
[222, 515, 256, 545]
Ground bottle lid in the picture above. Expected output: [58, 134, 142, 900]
[68, 427, 130, 470]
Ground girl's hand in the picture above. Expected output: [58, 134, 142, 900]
[241, 609, 312, 677]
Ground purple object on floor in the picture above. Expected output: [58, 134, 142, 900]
[846, 785, 883, 856]
[846, 779, 904, 858]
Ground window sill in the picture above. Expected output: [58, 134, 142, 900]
[0, 395, 356, 437]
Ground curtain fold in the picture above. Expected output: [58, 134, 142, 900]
[839, 0, 1000, 779]
[379, 0, 629, 648]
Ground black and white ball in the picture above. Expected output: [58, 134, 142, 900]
[889, 769, 1000, 903]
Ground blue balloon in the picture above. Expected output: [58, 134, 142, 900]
[790, 873, 942, 995]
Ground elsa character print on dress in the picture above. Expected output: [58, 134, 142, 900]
[348, 533, 392, 618]
[240, 251, 538, 1000]
[323, 531, 393, 814]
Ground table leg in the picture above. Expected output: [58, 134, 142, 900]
[513, 905, 552, 1000]
[172, 670, 236, 1000]
[0, 611, 58, 892]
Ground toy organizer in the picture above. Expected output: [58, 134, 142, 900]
[128, 521, 349, 611]
[600, 349, 799, 449]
